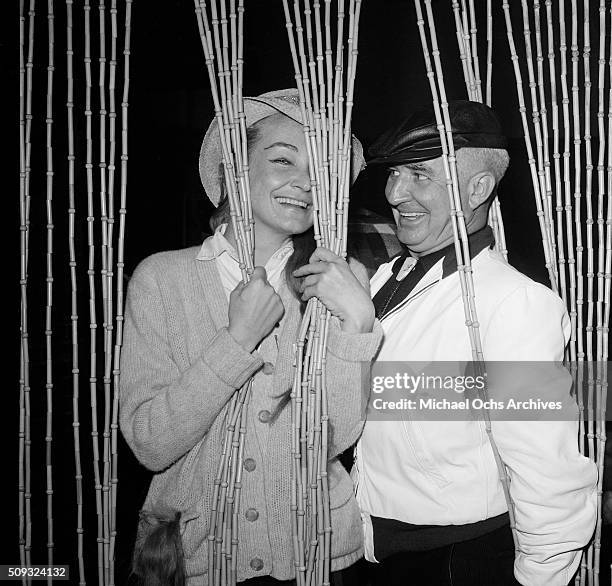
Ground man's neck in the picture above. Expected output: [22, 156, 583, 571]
[408, 217, 489, 259]
[408, 225, 495, 277]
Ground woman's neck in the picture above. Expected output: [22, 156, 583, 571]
[224, 223, 289, 267]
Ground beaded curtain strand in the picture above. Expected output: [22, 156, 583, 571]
[545, 0, 569, 309]
[486, 0, 507, 260]
[87, 1, 133, 583]
[17, 2, 132, 584]
[44, 0, 56, 576]
[501, 2, 610, 583]
[83, 2, 107, 580]
[571, 0, 585, 367]
[582, 2, 596, 582]
[19, 0, 36, 574]
[414, 0, 518, 552]
[533, 0, 557, 281]
[65, 0, 87, 582]
[593, 7, 611, 586]
[560, 0, 579, 362]
[502, 1, 558, 292]
[193, 2, 256, 583]
[451, 0, 507, 260]
[594, 9, 611, 583]
[194, 2, 362, 582]
[109, 2, 132, 582]
[282, 2, 362, 584]
[97, 2, 112, 581]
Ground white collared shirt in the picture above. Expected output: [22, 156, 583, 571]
[196, 223, 294, 298]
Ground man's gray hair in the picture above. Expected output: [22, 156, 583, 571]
[456, 147, 510, 185]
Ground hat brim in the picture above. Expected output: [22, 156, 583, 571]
[199, 89, 365, 206]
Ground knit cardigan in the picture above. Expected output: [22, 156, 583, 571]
[119, 246, 382, 584]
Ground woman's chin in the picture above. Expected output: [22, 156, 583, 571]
[278, 215, 314, 237]
[255, 210, 314, 241]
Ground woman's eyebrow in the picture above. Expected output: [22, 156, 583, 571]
[264, 142, 298, 152]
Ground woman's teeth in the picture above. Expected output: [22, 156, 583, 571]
[277, 197, 308, 209]
[400, 212, 426, 219]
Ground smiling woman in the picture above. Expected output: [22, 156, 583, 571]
[118, 88, 382, 585]
[240, 113, 314, 266]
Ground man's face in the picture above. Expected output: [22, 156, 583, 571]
[385, 156, 470, 256]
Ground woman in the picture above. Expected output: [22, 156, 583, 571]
[119, 88, 381, 585]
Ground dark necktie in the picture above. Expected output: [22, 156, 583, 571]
[373, 255, 426, 320]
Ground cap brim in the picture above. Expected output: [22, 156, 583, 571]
[367, 134, 507, 167]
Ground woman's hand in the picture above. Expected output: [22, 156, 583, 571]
[293, 248, 375, 334]
[228, 266, 285, 352]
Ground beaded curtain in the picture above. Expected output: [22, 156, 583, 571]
[16, 2, 610, 585]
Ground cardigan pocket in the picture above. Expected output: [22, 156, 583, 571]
[400, 419, 451, 489]
[329, 462, 355, 510]
[330, 490, 363, 563]
[180, 497, 210, 566]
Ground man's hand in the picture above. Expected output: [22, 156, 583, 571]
[228, 267, 285, 352]
[293, 248, 375, 333]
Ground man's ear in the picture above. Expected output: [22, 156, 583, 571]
[467, 171, 496, 210]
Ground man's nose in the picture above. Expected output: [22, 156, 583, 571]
[386, 177, 412, 205]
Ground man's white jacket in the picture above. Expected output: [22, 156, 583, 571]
[355, 247, 598, 585]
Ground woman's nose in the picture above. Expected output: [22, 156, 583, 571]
[291, 171, 312, 192]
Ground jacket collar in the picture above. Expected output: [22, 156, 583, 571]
[382, 227, 495, 321]
[396, 225, 495, 279]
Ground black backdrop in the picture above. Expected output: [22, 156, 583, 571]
[8, 1, 611, 584]
[125, 0, 550, 283]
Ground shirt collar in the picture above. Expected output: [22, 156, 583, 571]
[195, 223, 294, 264]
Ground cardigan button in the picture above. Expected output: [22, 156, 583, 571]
[250, 558, 264, 571]
[258, 410, 271, 423]
[243, 458, 256, 472]
[262, 362, 275, 375]
[245, 508, 259, 522]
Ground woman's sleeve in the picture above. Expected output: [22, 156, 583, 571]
[323, 318, 383, 459]
[119, 261, 264, 472]
[319, 257, 382, 458]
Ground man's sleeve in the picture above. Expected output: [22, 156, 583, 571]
[482, 285, 598, 586]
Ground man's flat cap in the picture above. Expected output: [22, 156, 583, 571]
[368, 100, 507, 166]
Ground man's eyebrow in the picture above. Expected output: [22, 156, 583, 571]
[404, 162, 432, 172]
[264, 141, 298, 152]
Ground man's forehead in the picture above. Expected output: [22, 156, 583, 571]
[392, 158, 442, 171]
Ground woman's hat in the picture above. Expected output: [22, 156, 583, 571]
[199, 88, 366, 206]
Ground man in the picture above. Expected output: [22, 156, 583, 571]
[353, 101, 598, 585]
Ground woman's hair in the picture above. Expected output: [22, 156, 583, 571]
[131, 508, 185, 586]
[208, 115, 317, 305]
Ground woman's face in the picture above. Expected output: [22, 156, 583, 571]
[248, 113, 313, 241]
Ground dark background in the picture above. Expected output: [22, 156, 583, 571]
[8, 0, 611, 584]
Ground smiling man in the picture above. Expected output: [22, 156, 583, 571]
[353, 101, 598, 585]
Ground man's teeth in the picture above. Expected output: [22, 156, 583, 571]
[277, 197, 308, 208]
[400, 212, 426, 218]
